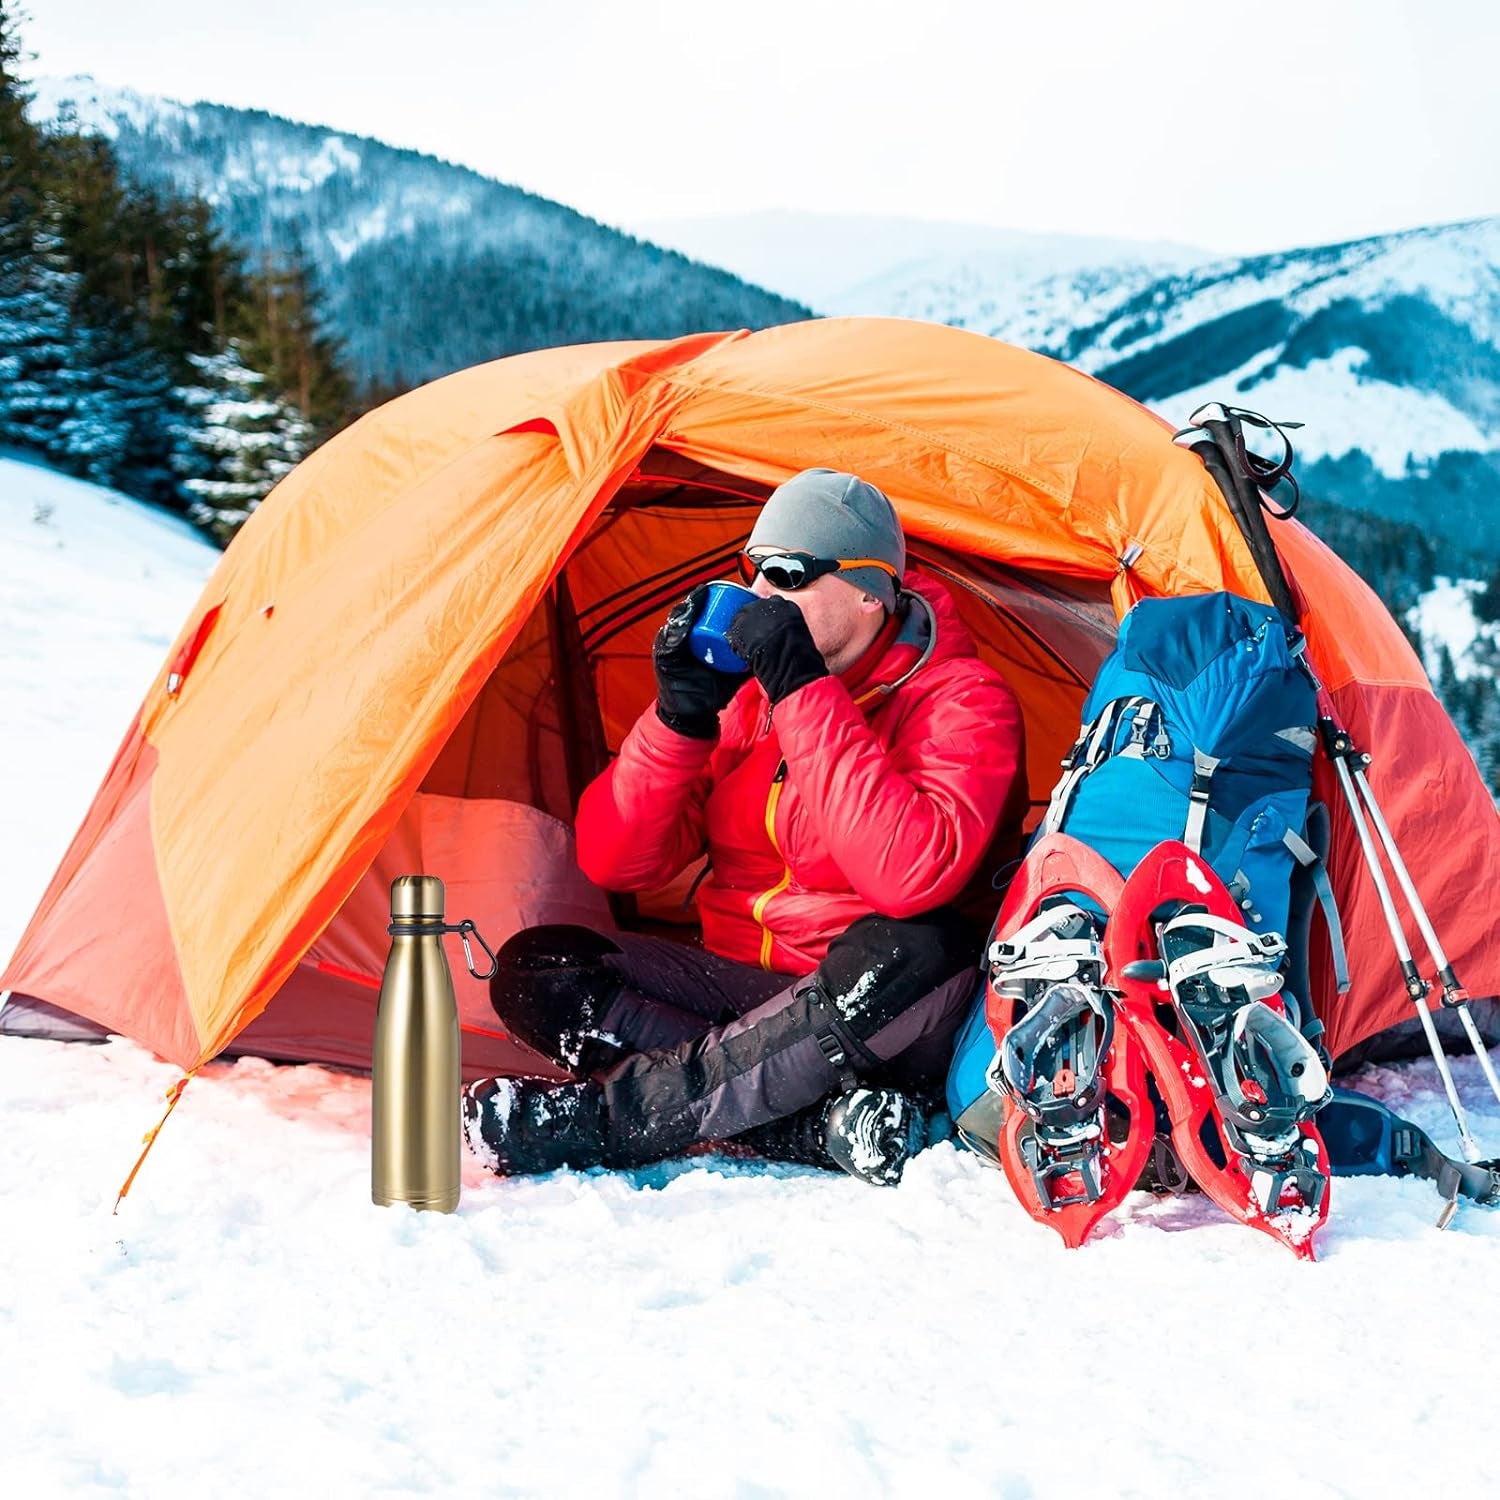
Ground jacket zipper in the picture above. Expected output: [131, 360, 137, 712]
[750, 759, 791, 970]
[746, 682, 888, 969]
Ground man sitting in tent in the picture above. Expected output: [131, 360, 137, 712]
[463, 469, 1028, 1184]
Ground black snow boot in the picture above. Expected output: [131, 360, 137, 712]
[462, 1076, 608, 1176]
[739, 1088, 928, 1187]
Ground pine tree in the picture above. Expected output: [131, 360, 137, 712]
[57, 314, 179, 498]
[175, 341, 313, 541]
[0, 4, 80, 454]
[0, 215, 80, 452]
[240, 234, 350, 435]
[1473, 561, 1500, 627]
[1470, 686, 1500, 797]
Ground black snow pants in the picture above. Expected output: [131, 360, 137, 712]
[489, 911, 981, 1168]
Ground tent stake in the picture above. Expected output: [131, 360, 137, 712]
[114, 1070, 197, 1212]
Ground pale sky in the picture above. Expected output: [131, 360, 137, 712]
[23, 0, 1500, 254]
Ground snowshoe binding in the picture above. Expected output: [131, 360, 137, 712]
[999, 979, 1125, 1207]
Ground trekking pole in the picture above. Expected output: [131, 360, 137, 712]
[1345, 756, 1500, 1109]
[1319, 720, 1487, 1163]
[1179, 404, 1500, 1150]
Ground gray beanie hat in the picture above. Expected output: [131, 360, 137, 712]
[746, 468, 905, 611]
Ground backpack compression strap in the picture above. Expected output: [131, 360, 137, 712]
[1282, 826, 1350, 995]
[1183, 748, 1220, 853]
[1038, 696, 1157, 838]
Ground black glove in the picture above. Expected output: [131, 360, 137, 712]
[653, 585, 742, 739]
[726, 595, 828, 704]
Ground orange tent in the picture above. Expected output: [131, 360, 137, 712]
[4, 318, 1496, 1091]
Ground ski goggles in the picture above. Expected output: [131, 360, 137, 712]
[737, 549, 899, 593]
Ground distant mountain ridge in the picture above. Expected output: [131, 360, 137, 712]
[651, 208, 1500, 562]
[31, 76, 811, 393]
[1062, 218, 1500, 559]
[637, 209, 1212, 307]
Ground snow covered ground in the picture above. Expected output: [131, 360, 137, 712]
[4, 459, 1500, 1498]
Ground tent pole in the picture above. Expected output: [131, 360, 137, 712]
[546, 574, 638, 931]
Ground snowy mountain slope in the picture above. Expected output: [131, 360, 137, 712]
[0, 454, 217, 961]
[1408, 573, 1500, 791]
[1412, 578, 1491, 683]
[826, 249, 1207, 354]
[30, 76, 811, 391]
[753, 212, 1500, 480]
[951, 221, 1498, 487]
[1070, 219, 1500, 473]
[651, 210, 1500, 556]
[4, 462, 1500, 1496]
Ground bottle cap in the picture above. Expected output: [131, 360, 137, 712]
[390, 874, 445, 921]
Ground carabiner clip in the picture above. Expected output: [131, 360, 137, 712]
[456, 919, 499, 981]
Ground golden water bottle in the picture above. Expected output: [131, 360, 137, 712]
[372, 875, 461, 1212]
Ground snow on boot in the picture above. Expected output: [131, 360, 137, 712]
[740, 1088, 927, 1185]
[461, 1076, 607, 1176]
[824, 1087, 928, 1187]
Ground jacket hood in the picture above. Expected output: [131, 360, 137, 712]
[854, 566, 978, 695]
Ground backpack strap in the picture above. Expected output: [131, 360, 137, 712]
[1039, 697, 1146, 836]
[1183, 747, 1221, 853]
[1321, 1088, 1500, 1225]
[1275, 725, 1319, 755]
[1282, 826, 1351, 995]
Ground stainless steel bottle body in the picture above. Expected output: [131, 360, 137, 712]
[372, 876, 460, 1211]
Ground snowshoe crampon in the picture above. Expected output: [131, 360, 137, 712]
[1106, 840, 1332, 1260]
[984, 836, 1154, 1248]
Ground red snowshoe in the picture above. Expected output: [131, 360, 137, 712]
[1106, 840, 1332, 1260]
[985, 835, 1156, 1249]
[985, 837, 1332, 1259]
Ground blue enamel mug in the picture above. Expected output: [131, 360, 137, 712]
[688, 580, 756, 674]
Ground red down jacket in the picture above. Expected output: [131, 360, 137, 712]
[576, 570, 1028, 974]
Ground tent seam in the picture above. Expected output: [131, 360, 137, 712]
[649, 372, 1231, 597]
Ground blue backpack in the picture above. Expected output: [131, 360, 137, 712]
[1037, 590, 1321, 938]
[946, 591, 1346, 1148]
